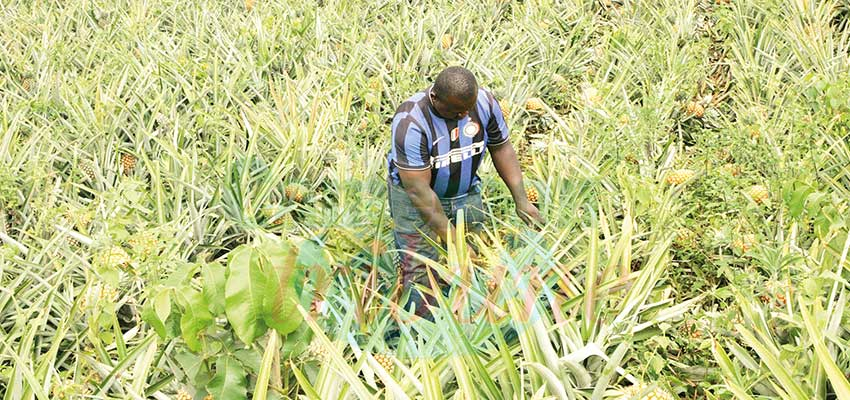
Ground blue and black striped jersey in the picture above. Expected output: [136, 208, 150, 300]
[386, 86, 510, 199]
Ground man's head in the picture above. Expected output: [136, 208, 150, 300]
[429, 66, 478, 120]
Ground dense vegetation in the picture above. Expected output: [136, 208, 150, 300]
[1, 0, 849, 398]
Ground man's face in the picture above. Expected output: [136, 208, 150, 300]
[430, 90, 476, 120]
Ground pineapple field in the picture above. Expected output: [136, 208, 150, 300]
[2, 0, 850, 398]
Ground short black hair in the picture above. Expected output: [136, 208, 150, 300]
[432, 66, 478, 101]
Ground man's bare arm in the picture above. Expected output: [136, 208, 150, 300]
[398, 168, 453, 244]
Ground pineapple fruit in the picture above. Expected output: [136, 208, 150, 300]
[245, 0, 254, 11]
[732, 233, 756, 253]
[686, 101, 704, 118]
[120, 152, 136, 175]
[674, 227, 697, 249]
[128, 230, 158, 259]
[204, 394, 213, 400]
[373, 351, 395, 372]
[304, 338, 328, 362]
[665, 169, 695, 185]
[80, 161, 96, 181]
[441, 34, 453, 49]
[94, 246, 132, 271]
[552, 73, 569, 90]
[175, 389, 192, 400]
[499, 101, 511, 122]
[285, 184, 307, 203]
[747, 185, 769, 204]
[21, 77, 33, 92]
[722, 163, 741, 177]
[525, 97, 545, 112]
[369, 239, 385, 255]
[618, 382, 674, 400]
[525, 185, 539, 204]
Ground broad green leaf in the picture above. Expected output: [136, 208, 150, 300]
[180, 290, 214, 352]
[154, 289, 171, 324]
[207, 356, 247, 400]
[234, 348, 263, 374]
[297, 239, 329, 270]
[225, 245, 267, 345]
[202, 261, 226, 315]
[175, 351, 209, 386]
[141, 299, 166, 338]
[260, 239, 304, 336]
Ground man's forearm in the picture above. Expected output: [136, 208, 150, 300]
[404, 185, 453, 243]
[490, 142, 529, 205]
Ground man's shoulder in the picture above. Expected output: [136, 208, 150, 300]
[393, 89, 429, 116]
[476, 87, 498, 105]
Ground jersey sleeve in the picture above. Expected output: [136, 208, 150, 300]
[391, 115, 431, 170]
[485, 94, 510, 147]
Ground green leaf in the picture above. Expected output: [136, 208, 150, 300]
[260, 240, 304, 336]
[180, 290, 214, 352]
[141, 300, 167, 338]
[202, 261, 226, 315]
[787, 185, 813, 219]
[154, 289, 171, 324]
[233, 348, 263, 375]
[207, 356, 247, 400]
[296, 239, 329, 270]
[175, 351, 209, 386]
[225, 245, 267, 345]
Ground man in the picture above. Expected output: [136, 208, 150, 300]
[386, 66, 544, 319]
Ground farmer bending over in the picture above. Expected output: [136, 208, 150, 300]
[385, 66, 545, 319]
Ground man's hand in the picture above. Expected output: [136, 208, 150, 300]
[516, 201, 545, 228]
[489, 141, 546, 229]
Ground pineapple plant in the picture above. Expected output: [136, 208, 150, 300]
[175, 388, 192, 400]
[525, 97, 545, 112]
[617, 382, 674, 400]
[120, 152, 137, 175]
[746, 185, 769, 204]
[440, 33, 453, 49]
[685, 101, 704, 118]
[664, 169, 695, 185]
[525, 185, 539, 205]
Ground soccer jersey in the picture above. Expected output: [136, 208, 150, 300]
[387, 86, 510, 198]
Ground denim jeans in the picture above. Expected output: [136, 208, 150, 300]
[387, 179, 486, 319]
